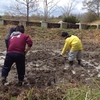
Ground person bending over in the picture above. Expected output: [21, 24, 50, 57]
[1, 25, 33, 86]
[61, 32, 83, 69]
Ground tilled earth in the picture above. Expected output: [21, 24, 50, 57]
[0, 36, 100, 99]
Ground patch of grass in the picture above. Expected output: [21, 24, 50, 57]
[10, 97, 17, 100]
[0, 25, 100, 42]
[12, 83, 100, 100]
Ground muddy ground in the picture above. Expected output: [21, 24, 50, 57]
[0, 31, 100, 99]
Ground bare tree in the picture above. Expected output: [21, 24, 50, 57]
[83, 0, 100, 18]
[8, 0, 39, 21]
[60, 0, 77, 17]
[41, 0, 60, 22]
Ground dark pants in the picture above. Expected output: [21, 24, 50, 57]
[5, 39, 9, 50]
[2, 53, 25, 81]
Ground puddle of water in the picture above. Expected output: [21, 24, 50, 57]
[54, 50, 61, 54]
[97, 74, 100, 77]
[95, 65, 100, 70]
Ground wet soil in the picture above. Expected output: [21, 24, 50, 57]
[0, 32, 100, 99]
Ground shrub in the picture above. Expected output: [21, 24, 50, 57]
[63, 16, 80, 24]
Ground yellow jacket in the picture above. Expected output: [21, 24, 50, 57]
[61, 35, 83, 55]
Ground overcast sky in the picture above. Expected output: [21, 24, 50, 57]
[0, 0, 86, 16]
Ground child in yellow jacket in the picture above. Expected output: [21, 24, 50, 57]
[61, 32, 83, 68]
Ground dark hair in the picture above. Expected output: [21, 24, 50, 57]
[61, 32, 71, 37]
[9, 27, 16, 34]
[16, 25, 25, 33]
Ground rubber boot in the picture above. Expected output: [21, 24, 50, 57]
[69, 61, 73, 66]
[17, 81, 23, 86]
[64, 61, 73, 73]
[78, 60, 84, 67]
[64, 61, 73, 70]
[78, 60, 81, 65]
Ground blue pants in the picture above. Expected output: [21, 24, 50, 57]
[2, 53, 25, 81]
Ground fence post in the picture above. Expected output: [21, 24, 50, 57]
[40, 21, 48, 28]
[58, 21, 63, 28]
[98, 25, 100, 29]
[96, 24, 99, 29]
[76, 23, 81, 30]
[0, 19, 4, 25]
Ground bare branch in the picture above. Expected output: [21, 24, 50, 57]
[43, 0, 60, 21]
[8, 0, 39, 21]
[82, 0, 100, 17]
[60, 0, 77, 17]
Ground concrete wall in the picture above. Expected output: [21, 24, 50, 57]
[0, 19, 100, 29]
